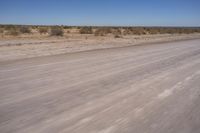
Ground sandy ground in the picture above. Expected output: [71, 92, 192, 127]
[0, 34, 200, 62]
[0, 39, 200, 133]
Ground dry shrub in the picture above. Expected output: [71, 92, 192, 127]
[30, 26, 38, 29]
[50, 27, 64, 36]
[38, 27, 48, 34]
[0, 28, 3, 34]
[7, 29, 20, 36]
[146, 28, 159, 34]
[94, 28, 112, 36]
[145, 27, 200, 34]
[63, 26, 72, 29]
[112, 28, 122, 35]
[112, 28, 122, 38]
[79, 27, 93, 34]
[4, 25, 17, 30]
[123, 27, 146, 35]
[123, 28, 133, 35]
[20, 26, 31, 34]
[131, 28, 146, 35]
[114, 34, 122, 38]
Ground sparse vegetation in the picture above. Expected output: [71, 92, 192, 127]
[94, 28, 112, 36]
[50, 27, 64, 36]
[7, 29, 20, 36]
[123, 27, 147, 35]
[19, 26, 31, 34]
[114, 34, 122, 38]
[79, 27, 93, 34]
[63, 26, 71, 29]
[38, 27, 48, 34]
[112, 28, 122, 38]
[146, 28, 159, 34]
[0, 28, 4, 37]
[0, 28, 3, 34]
[0, 24, 200, 38]
[3, 25, 17, 31]
[112, 28, 122, 35]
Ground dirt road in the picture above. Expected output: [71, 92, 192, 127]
[1, 34, 200, 62]
[0, 39, 200, 133]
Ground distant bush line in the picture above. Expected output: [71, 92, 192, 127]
[0, 24, 200, 37]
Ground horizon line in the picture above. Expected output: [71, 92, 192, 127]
[0, 23, 200, 28]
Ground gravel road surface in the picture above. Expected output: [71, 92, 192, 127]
[0, 39, 200, 133]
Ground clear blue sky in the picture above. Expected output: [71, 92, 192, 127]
[0, 0, 200, 26]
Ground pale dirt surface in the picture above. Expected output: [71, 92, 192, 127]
[0, 39, 200, 133]
[0, 34, 200, 62]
